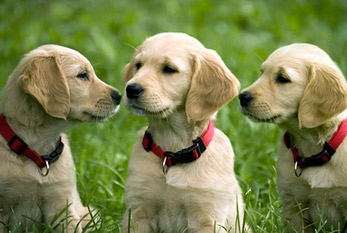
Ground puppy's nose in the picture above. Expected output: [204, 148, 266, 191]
[126, 83, 144, 99]
[111, 91, 122, 105]
[239, 91, 253, 107]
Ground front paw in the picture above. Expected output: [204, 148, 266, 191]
[79, 207, 100, 232]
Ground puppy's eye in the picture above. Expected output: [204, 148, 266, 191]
[77, 72, 89, 80]
[163, 65, 177, 74]
[135, 62, 141, 70]
[276, 75, 290, 84]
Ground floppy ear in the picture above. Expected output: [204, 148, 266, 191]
[298, 63, 347, 128]
[19, 56, 70, 119]
[122, 63, 134, 84]
[123, 47, 142, 84]
[185, 49, 240, 122]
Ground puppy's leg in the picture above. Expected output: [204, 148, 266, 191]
[0, 207, 6, 233]
[187, 214, 215, 233]
[122, 206, 153, 233]
[281, 193, 313, 233]
[184, 205, 216, 233]
[71, 189, 100, 232]
[44, 203, 82, 233]
[42, 188, 83, 233]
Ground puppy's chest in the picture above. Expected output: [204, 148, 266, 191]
[307, 186, 347, 225]
[0, 179, 42, 205]
[157, 186, 191, 231]
[309, 186, 347, 203]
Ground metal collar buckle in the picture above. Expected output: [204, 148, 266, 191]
[162, 156, 169, 174]
[294, 161, 303, 177]
[39, 160, 50, 177]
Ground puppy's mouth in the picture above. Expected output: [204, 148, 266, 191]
[242, 108, 281, 123]
[128, 104, 171, 118]
[83, 105, 120, 121]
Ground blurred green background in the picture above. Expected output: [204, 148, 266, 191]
[1, 0, 347, 232]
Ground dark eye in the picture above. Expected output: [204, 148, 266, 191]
[135, 62, 141, 70]
[276, 75, 290, 84]
[163, 65, 177, 74]
[77, 72, 89, 80]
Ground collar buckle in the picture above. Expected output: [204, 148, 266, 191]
[41, 140, 64, 164]
[295, 142, 336, 170]
[164, 142, 202, 166]
[322, 142, 335, 158]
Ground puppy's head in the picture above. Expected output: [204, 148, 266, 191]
[239, 43, 347, 128]
[8, 45, 121, 121]
[123, 32, 240, 122]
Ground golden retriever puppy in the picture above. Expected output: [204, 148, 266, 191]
[239, 43, 347, 232]
[122, 32, 246, 233]
[0, 45, 121, 232]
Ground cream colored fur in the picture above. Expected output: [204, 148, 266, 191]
[241, 43, 347, 232]
[0, 45, 120, 232]
[122, 32, 246, 233]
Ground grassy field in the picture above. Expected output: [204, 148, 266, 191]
[1, 0, 347, 232]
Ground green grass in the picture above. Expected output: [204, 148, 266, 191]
[1, 0, 347, 232]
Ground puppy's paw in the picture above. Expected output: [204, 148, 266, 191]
[79, 206, 101, 232]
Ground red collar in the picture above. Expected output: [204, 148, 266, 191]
[142, 120, 215, 172]
[0, 114, 64, 175]
[284, 117, 347, 177]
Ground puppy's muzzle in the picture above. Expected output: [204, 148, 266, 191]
[111, 91, 122, 105]
[239, 91, 253, 107]
[126, 83, 144, 99]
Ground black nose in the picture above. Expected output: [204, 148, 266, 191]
[126, 83, 144, 99]
[239, 91, 253, 107]
[111, 91, 122, 105]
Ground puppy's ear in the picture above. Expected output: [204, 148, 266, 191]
[186, 49, 240, 122]
[19, 56, 70, 120]
[122, 63, 134, 84]
[298, 63, 347, 128]
[123, 47, 142, 84]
